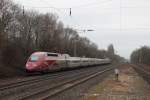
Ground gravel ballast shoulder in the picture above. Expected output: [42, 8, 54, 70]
[82, 64, 150, 100]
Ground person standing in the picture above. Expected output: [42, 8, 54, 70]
[115, 68, 119, 81]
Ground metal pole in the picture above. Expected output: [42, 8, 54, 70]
[73, 29, 94, 57]
[74, 40, 76, 57]
[139, 49, 142, 63]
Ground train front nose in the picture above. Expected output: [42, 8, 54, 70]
[26, 62, 39, 72]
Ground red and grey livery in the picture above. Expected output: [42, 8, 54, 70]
[26, 52, 111, 73]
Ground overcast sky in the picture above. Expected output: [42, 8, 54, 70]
[13, 0, 150, 59]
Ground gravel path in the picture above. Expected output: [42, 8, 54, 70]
[81, 64, 150, 100]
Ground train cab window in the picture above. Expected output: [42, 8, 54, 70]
[29, 55, 39, 61]
[47, 53, 58, 57]
[73, 60, 79, 63]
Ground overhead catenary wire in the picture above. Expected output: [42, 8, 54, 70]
[22, 0, 150, 18]
[38, 0, 64, 14]
[70, 0, 112, 9]
[120, 0, 122, 32]
[22, 0, 113, 13]
[21, 0, 150, 31]
[38, 0, 113, 9]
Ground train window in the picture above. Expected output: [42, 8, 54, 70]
[47, 53, 58, 57]
[72, 60, 79, 63]
[29, 55, 39, 61]
[83, 60, 88, 62]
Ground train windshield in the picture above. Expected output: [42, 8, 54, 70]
[47, 53, 58, 57]
[29, 55, 39, 61]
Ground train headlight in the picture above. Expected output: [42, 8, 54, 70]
[26, 63, 29, 67]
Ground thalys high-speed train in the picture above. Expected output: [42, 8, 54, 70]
[26, 52, 111, 73]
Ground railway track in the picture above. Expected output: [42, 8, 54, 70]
[0, 67, 99, 97]
[131, 64, 150, 83]
[21, 67, 113, 100]
[0, 67, 93, 91]
[0, 65, 114, 100]
[0, 65, 110, 89]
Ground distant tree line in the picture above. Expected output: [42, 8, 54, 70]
[130, 46, 150, 65]
[0, 0, 123, 76]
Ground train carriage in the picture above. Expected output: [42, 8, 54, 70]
[26, 52, 111, 73]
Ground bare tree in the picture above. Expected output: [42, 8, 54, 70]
[0, 0, 123, 77]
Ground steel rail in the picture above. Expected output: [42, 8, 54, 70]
[0, 67, 96, 91]
[131, 64, 150, 75]
[0, 65, 110, 99]
[21, 67, 114, 100]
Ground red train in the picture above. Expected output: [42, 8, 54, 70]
[26, 52, 111, 73]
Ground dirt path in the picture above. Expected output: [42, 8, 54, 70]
[81, 64, 150, 100]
